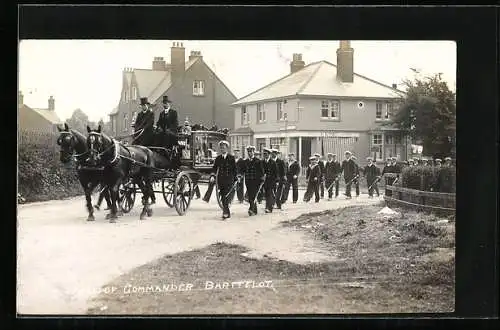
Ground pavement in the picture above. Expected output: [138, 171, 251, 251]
[17, 184, 384, 315]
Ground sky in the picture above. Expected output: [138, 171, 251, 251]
[18, 40, 456, 123]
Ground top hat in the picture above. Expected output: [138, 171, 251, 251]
[162, 95, 172, 104]
[140, 97, 150, 105]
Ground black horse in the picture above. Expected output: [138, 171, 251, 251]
[86, 125, 161, 222]
[56, 123, 116, 221]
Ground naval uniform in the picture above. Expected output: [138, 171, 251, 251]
[304, 164, 321, 202]
[243, 156, 264, 215]
[341, 158, 357, 198]
[282, 160, 300, 203]
[235, 157, 246, 202]
[325, 160, 342, 198]
[274, 157, 286, 209]
[212, 153, 237, 217]
[318, 160, 325, 198]
[262, 158, 278, 212]
[364, 163, 381, 197]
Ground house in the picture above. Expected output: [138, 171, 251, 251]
[109, 42, 238, 140]
[18, 92, 63, 134]
[230, 41, 409, 167]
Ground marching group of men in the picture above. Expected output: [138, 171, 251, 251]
[207, 140, 403, 220]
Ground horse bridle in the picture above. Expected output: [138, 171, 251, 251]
[57, 131, 89, 161]
[88, 131, 120, 165]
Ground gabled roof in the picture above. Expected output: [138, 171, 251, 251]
[30, 106, 63, 124]
[133, 69, 169, 100]
[111, 56, 236, 116]
[232, 61, 406, 106]
[109, 107, 119, 115]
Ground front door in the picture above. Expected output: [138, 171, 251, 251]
[301, 137, 312, 167]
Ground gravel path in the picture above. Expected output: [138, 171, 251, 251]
[17, 186, 383, 315]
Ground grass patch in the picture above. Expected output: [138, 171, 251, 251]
[88, 205, 454, 314]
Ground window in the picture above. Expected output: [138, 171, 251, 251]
[373, 134, 382, 145]
[124, 90, 129, 103]
[321, 100, 329, 118]
[193, 80, 205, 96]
[385, 102, 393, 119]
[394, 134, 402, 144]
[123, 113, 129, 132]
[131, 111, 137, 128]
[277, 101, 287, 121]
[132, 86, 138, 100]
[257, 104, 266, 123]
[330, 100, 340, 119]
[376, 102, 383, 119]
[241, 106, 249, 125]
[385, 134, 394, 144]
[320, 100, 340, 119]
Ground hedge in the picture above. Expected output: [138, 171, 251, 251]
[401, 165, 456, 193]
[18, 131, 84, 203]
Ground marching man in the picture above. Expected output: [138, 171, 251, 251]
[304, 156, 321, 203]
[234, 149, 246, 203]
[261, 148, 278, 213]
[325, 153, 341, 200]
[364, 157, 381, 198]
[351, 155, 361, 197]
[282, 153, 300, 204]
[314, 153, 326, 199]
[242, 146, 264, 216]
[209, 140, 237, 220]
[341, 151, 357, 199]
[271, 149, 286, 210]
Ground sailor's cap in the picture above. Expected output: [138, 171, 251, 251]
[444, 157, 452, 161]
[366, 156, 373, 161]
[345, 151, 352, 155]
[246, 145, 255, 151]
[218, 140, 229, 147]
[314, 153, 321, 157]
[309, 156, 316, 160]
[263, 148, 272, 153]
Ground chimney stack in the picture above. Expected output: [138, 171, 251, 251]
[48, 96, 55, 110]
[189, 50, 203, 61]
[171, 41, 186, 82]
[392, 83, 397, 89]
[290, 53, 305, 74]
[18, 91, 24, 106]
[152, 56, 167, 71]
[336, 40, 354, 83]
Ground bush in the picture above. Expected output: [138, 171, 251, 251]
[401, 165, 456, 193]
[18, 131, 83, 203]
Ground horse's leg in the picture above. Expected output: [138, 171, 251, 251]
[136, 179, 148, 220]
[107, 179, 121, 223]
[145, 175, 154, 217]
[81, 178, 95, 221]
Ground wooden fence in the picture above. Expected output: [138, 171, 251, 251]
[384, 185, 456, 212]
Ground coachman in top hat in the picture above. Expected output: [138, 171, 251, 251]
[156, 95, 179, 149]
[132, 97, 155, 146]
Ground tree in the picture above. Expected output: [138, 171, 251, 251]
[388, 73, 456, 158]
[65, 108, 97, 134]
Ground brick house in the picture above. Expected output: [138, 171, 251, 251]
[230, 41, 409, 167]
[18, 92, 63, 134]
[109, 42, 238, 140]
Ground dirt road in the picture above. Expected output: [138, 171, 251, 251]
[17, 186, 382, 315]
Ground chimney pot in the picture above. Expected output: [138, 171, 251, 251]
[336, 40, 354, 83]
[290, 53, 305, 74]
[48, 95, 55, 110]
[392, 83, 397, 89]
